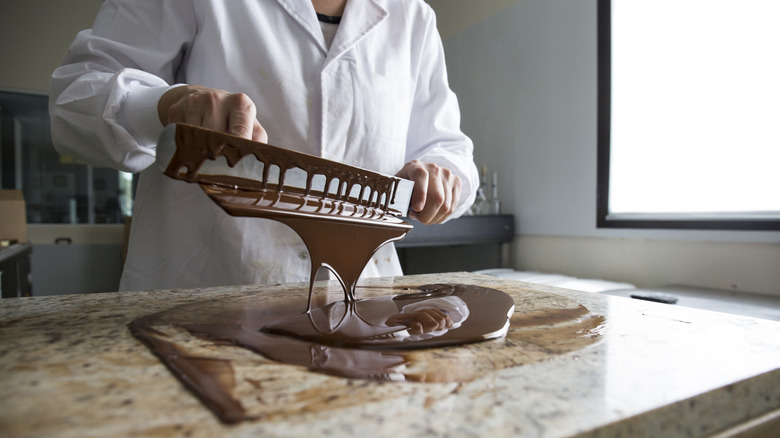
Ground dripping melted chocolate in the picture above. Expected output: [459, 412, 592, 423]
[201, 183, 412, 302]
[163, 123, 413, 303]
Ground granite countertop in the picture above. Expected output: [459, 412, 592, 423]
[2, 272, 780, 437]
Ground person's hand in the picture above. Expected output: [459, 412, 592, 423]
[158, 85, 268, 142]
[396, 160, 461, 224]
[385, 308, 454, 335]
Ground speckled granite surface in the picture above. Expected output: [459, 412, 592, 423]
[2, 272, 779, 437]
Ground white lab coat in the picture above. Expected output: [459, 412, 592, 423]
[49, 0, 478, 292]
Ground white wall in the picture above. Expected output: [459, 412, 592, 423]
[427, 0, 780, 295]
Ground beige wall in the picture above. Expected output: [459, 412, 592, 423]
[0, 1, 103, 93]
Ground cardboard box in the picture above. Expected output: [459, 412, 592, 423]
[0, 190, 27, 244]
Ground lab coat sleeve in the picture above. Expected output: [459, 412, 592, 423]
[49, 0, 196, 173]
[404, 10, 479, 219]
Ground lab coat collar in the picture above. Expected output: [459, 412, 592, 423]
[275, 0, 388, 65]
[274, 0, 323, 50]
[327, 0, 387, 65]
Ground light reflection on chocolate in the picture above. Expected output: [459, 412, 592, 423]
[260, 284, 515, 349]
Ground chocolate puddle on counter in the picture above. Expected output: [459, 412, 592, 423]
[130, 125, 603, 423]
[129, 283, 603, 423]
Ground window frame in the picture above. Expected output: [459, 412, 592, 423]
[596, 0, 780, 231]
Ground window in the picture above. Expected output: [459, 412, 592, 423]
[0, 90, 134, 224]
[597, 0, 780, 230]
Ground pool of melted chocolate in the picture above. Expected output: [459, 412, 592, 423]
[132, 284, 514, 381]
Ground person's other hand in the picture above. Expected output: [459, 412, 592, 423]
[158, 85, 268, 142]
[396, 160, 461, 224]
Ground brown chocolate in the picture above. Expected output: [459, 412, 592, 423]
[163, 123, 413, 303]
[202, 184, 412, 302]
[165, 123, 407, 217]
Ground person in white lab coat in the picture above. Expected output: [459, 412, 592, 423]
[49, 0, 479, 292]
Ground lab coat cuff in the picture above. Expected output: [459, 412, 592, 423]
[119, 83, 186, 148]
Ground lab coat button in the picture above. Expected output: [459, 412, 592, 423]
[299, 252, 308, 260]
